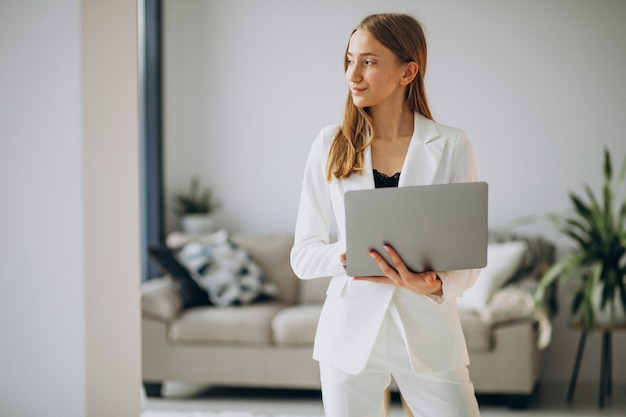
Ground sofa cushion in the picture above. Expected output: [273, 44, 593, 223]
[458, 241, 528, 314]
[488, 230, 555, 282]
[272, 304, 322, 346]
[141, 277, 184, 321]
[482, 279, 537, 324]
[168, 301, 290, 344]
[147, 246, 211, 309]
[231, 234, 299, 303]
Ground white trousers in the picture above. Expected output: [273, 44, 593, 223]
[319, 305, 481, 417]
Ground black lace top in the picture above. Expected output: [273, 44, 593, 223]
[373, 169, 400, 188]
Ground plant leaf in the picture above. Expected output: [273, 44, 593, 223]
[617, 272, 626, 315]
[534, 253, 587, 305]
[601, 149, 614, 231]
[570, 192, 592, 220]
[618, 200, 626, 231]
[603, 148, 613, 193]
[581, 266, 601, 330]
[571, 290, 584, 315]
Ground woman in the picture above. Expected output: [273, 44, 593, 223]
[291, 13, 481, 417]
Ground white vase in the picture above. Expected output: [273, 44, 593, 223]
[181, 214, 218, 234]
[593, 285, 626, 327]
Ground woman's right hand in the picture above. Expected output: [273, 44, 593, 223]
[352, 244, 443, 296]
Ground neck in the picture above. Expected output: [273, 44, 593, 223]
[369, 104, 414, 143]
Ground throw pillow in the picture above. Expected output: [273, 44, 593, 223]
[148, 245, 212, 309]
[177, 228, 278, 307]
[481, 286, 535, 324]
[457, 240, 528, 314]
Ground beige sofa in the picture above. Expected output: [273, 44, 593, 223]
[142, 231, 554, 408]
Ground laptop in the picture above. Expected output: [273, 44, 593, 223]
[344, 182, 488, 277]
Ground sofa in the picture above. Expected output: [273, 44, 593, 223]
[141, 230, 555, 407]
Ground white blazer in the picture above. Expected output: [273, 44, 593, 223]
[290, 113, 481, 375]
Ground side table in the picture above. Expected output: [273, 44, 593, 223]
[566, 322, 626, 409]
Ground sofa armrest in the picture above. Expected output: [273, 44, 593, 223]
[483, 285, 535, 324]
[141, 277, 183, 321]
[483, 282, 552, 350]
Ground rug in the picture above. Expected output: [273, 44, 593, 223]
[142, 410, 323, 417]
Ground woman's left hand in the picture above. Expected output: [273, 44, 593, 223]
[354, 244, 443, 296]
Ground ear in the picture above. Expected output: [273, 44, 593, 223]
[400, 62, 419, 86]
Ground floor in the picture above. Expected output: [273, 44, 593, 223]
[145, 381, 626, 417]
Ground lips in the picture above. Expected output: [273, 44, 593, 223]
[351, 86, 367, 95]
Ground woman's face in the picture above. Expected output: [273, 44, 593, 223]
[345, 29, 409, 109]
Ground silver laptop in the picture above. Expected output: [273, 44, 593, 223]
[345, 182, 488, 277]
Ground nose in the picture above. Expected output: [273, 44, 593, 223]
[346, 64, 362, 83]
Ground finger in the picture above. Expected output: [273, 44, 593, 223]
[383, 244, 410, 275]
[353, 276, 395, 285]
[368, 250, 400, 284]
[369, 249, 397, 277]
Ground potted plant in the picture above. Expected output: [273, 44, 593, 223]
[172, 177, 221, 234]
[535, 148, 626, 330]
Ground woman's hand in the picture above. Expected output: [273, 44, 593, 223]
[353, 244, 443, 296]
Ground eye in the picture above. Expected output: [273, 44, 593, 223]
[364, 59, 376, 65]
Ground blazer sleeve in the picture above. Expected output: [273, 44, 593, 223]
[436, 131, 481, 302]
[290, 127, 345, 280]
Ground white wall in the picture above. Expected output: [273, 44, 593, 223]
[0, 1, 140, 415]
[162, 0, 626, 385]
[0, 2, 85, 415]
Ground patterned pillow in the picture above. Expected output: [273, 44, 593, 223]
[177, 229, 278, 307]
[148, 245, 211, 309]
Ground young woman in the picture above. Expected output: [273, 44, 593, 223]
[290, 13, 481, 417]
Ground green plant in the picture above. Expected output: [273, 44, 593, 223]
[172, 177, 220, 216]
[534, 148, 626, 330]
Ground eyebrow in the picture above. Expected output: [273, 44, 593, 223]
[346, 52, 381, 58]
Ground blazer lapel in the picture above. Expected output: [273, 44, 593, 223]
[399, 113, 444, 187]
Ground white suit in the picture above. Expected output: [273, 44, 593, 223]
[290, 113, 481, 376]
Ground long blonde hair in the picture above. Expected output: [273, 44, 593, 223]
[326, 13, 433, 181]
